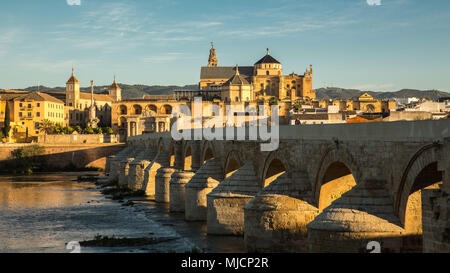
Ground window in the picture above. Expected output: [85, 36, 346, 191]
[28, 112, 32, 117]
[266, 71, 269, 75]
[37, 103, 40, 107]
[19, 103, 23, 107]
[19, 112, 22, 117]
[28, 104, 31, 108]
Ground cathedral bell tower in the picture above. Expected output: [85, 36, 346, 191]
[208, 42, 218, 67]
[66, 68, 80, 108]
[109, 75, 122, 101]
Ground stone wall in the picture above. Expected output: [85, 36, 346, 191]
[0, 143, 125, 169]
[38, 134, 120, 144]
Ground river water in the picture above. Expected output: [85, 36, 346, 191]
[0, 173, 245, 253]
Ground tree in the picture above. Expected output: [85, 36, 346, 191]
[293, 100, 302, 112]
[84, 126, 94, 134]
[38, 119, 55, 135]
[104, 127, 114, 134]
[268, 96, 278, 106]
[2, 103, 11, 139]
[94, 127, 103, 134]
[74, 126, 82, 133]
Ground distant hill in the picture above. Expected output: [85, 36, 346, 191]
[315, 87, 450, 100]
[4, 85, 450, 101]
[18, 84, 198, 99]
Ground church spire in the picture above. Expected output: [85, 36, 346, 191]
[235, 64, 240, 75]
[208, 42, 218, 67]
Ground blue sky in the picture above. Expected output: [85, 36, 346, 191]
[0, 0, 449, 91]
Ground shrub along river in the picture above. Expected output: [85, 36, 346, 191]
[0, 172, 244, 253]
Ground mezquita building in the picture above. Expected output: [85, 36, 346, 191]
[198, 43, 315, 102]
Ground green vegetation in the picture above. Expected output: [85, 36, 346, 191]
[268, 96, 278, 106]
[2, 103, 11, 139]
[8, 144, 45, 174]
[84, 126, 94, 134]
[38, 119, 55, 135]
[37, 120, 113, 135]
[101, 185, 146, 200]
[293, 100, 302, 112]
[79, 234, 177, 247]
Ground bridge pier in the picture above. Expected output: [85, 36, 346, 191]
[155, 167, 176, 203]
[170, 170, 196, 212]
[244, 170, 318, 253]
[118, 157, 136, 186]
[141, 151, 169, 196]
[307, 179, 405, 253]
[128, 147, 157, 191]
[107, 146, 133, 182]
[207, 162, 261, 235]
[422, 137, 450, 252]
[185, 158, 224, 221]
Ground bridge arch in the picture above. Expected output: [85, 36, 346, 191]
[396, 144, 442, 230]
[261, 151, 289, 188]
[183, 142, 193, 171]
[314, 146, 359, 210]
[223, 150, 242, 178]
[201, 141, 215, 164]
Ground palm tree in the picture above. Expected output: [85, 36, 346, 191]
[38, 119, 55, 135]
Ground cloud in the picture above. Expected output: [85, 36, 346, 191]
[142, 52, 194, 64]
[367, 0, 382, 6]
[67, 0, 81, 6]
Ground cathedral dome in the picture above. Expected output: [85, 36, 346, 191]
[254, 48, 281, 65]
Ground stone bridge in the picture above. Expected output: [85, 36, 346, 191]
[105, 120, 450, 253]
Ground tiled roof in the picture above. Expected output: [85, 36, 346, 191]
[294, 113, 329, 120]
[13, 92, 64, 104]
[0, 93, 24, 101]
[254, 54, 281, 65]
[223, 73, 250, 86]
[80, 92, 113, 102]
[66, 75, 80, 84]
[45, 91, 113, 102]
[200, 66, 254, 79]
[110, 81, 120, 89]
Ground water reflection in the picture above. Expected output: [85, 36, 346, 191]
[0, 173, 245, 253]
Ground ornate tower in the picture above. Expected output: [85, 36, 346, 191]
[88, 80, 99, 128]
[208, 42, 218, 67]
[66, 68, 80, 108]
[109, 75, 122, 101]
[301, 64, 315, 99]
